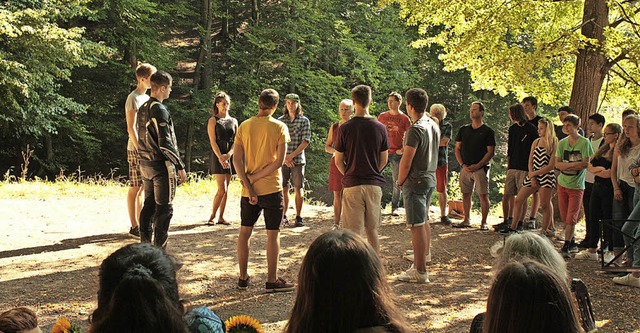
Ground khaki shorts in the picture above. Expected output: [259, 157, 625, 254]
[459, 167, 490, 195]
[504, 169, 528, 195]
[342, 185, 382, 236]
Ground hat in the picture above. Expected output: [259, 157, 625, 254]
[184, 306, 225, 333]
[285, 93, 300, 102]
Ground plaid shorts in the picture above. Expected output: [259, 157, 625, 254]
[127, 150, 143, 187]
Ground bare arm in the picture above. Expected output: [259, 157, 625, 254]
[232, 141, 257, 204]
[285, 140, 309, 167]
[325, 125, 336, 154]
[207, 118, 223, 159]
[335, 151, 345, 175]
[378, 150, 389, 172]
[439, 136, 450, 147]
[248, 143, 287, 183]
[126, 106, 138, 150]
[468, 146, 495, 172]
[396, 146, 417, 186]
[455, 141, 471, 173]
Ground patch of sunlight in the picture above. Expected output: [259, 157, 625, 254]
[596, 319, 611, 328]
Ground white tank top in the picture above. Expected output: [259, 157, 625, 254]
[617, 144, 640, 186]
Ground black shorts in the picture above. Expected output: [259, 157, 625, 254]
[240, 192, 283, 230]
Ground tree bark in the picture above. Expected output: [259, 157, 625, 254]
[221, 0, 229, 39]
[568, 0, 610, 127]
[185, 120, 194, 172]
[124, 40, 137, 68]
[251, 0, 259, 25]
[194, 0, 213, 90]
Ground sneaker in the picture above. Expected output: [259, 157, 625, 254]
[294, 216, 304, 227]
[525, 217, 537, 229]
[568, 240, 579, 253]
[440, 216, 452, 225]
[129, 226, 140, 238]
[237, 276, 250, 290]
[574, 250, 598, 261]
[452, 221, 472, 228]
[576, 240, 589, 249]
[603, 251, 616, 263]
[331, 224, 340, 231]
[499, 226, 517, 234]
[281, 216, 290, 227]
[542, 229, 555, 238]
[515, 221, 524, 231]
[560, 246, 572, 258]
[613, 274, 640, 288]
[403, 252, 432, 263]
[480, 224, 489, 231]
[265, 277, 295, 293]
[492, 221, 509, 230]
[391, 209, 399, 217]
[397, 266, 429, 283]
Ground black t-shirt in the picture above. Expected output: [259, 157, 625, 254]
[529, 115, 542, 128]
[508, 122, 539, 171]
[455, 124, 496, 166]
[591, 156, 613, 185]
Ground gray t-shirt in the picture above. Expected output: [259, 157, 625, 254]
[125, 89, 150, 151]
[404, 116, 440, 189]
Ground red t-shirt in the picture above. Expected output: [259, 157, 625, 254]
[378, 111, 411, 153]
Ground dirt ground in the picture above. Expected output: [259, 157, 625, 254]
[0, 183, 639, 332]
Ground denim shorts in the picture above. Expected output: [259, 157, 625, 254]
[403, 186, 435, 226]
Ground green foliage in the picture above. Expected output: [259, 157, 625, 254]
[382, 0, 640, 109]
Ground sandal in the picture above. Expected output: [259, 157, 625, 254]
[216, 219, 231, 226]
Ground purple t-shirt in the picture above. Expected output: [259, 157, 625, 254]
[335, 116, 389, 188]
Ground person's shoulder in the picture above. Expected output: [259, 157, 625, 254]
[482, 123, 495, 132]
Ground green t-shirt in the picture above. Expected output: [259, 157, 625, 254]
[555, 136, 594, 190]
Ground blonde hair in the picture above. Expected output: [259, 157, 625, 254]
[430, 104, 447, 121]
[617, 114, 640, 158]
[538, 118, 558, 157]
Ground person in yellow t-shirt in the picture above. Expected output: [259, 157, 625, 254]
[232, 88, 294, 293]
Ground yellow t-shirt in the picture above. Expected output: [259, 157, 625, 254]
[235, 115, 290, 197]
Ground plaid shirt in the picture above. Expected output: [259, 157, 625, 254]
[278, 114, 311, 164]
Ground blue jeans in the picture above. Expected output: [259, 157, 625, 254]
[612, 181, 635, 250]
[622, 184, 640, 266]
[389, 153, 402, 210]
[403, 186, 435, 226]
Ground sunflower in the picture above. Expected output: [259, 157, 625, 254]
[50, 317, 84, 333]
[225, 315, 264, 333]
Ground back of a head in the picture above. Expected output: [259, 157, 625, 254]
[496, 232, 568, 279]
[509, 103, 528, 124]
[405, 88, 428, 114]
[484, 260, 583, 333]
[90, 243, 187, 333]
[135, 63, 157, 80]
[0, 307, 39, 333]
[351, 85, 372, 109]
[285, 230, 409, 333]
[150, 70, 172, 92]
[259, 89, 279, 110]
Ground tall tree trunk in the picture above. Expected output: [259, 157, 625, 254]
[251, 0, 259, 25]
[124, 40, 137, 68]
[194, 0, 213, 90]
[221, 0, 229, 39]
[568, 0, 610, 127]
[185, 120, 194, 172]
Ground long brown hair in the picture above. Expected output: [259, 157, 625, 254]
[284, 231, 411, 333]
[211, 91, 231, 116]
[593, 123, 621, 161]
[483, 260, 584, 333]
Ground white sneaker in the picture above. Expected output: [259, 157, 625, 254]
[403, 251, 432, 262]
[397, 266, 429, 283]
[331, 224, 341, 231]
[574, 250, 598, 261]
[603, 252, 615, 263]
[613, 274, 640, 288]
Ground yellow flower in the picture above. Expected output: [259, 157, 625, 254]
[51, 317, 71, 333]
[225, 315, 264, 333]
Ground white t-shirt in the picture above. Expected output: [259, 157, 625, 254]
[125, 89, 150, 151]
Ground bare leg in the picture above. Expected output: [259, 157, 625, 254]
[530, 191, 540, 220]
[282, 185, 290, 220]
[266, 229, 280, 283]
[294, 186, 303, 217]
[218, 173, 231, 222]
[462, 192, 472, 224]
[237, 226, 253, 280]
[479, 193, 490, 226]
[127, 186, 142, 228]
[210, 174, 228, 222]
[539, 188, 554, 232]
[438, 191, 447, 217]
[511, 186, 537, 229]
[411, 225, 428, 272]
[333, 190, 342, 226]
